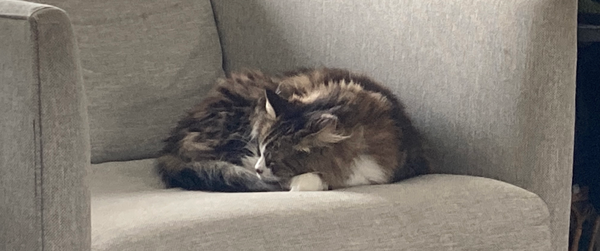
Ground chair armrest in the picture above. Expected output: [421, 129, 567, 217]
[0, 1, 90, 250]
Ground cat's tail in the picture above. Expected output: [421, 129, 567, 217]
[156, 155, 281, 192]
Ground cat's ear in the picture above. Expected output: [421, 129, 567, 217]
[265, 89, 289, 118]
[295, 113, 349, 152]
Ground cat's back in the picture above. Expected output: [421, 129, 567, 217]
[279, 68, 430, 185]
[199, 70, 279, 110]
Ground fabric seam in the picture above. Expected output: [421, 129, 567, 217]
[28, 6, 54, 251]
[208, 0, 228, 74]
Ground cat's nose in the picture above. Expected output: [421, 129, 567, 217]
[256, 168, 263, 174]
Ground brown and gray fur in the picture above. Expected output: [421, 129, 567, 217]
[157, 68, 430, 192]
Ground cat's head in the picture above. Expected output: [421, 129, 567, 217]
[251, 89, 350, 184]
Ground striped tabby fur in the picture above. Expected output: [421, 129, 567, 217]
[157, 68, 430, 192]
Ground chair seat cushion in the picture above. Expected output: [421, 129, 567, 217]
[90, 159, 551, 251]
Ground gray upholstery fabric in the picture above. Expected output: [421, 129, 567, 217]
[211, 1, 577, 250]
[0, 2, 44, 250]
[0, 1, 91, 250]
[1, 0, 576, 250]
[90, 159, 551, 251]
[33, 0, 225, 163]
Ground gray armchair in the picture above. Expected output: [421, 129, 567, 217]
[1, 0, 576, 250]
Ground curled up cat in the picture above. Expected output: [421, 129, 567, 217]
[156, 68, 430, 192]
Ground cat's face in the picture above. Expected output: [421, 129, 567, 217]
[252, 90, 349, 185]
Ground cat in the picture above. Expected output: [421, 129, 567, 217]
[156, 67, 430, 192]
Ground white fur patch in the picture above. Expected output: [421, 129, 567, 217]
[345, 155, 387, 187]
[254, 155, 275, 180]
[241, 155, 259, 170]
[253, 143, 279, 182]
[254, 143, 267, 172]
[289, 173, 327, 192]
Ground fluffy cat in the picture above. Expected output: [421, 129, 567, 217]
[156, 68, 430, 192]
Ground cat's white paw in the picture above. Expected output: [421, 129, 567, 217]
[289, 173, 327, 192]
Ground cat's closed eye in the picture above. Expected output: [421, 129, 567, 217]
[265, 159, 273, 168]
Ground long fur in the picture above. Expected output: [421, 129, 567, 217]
[156, 68, 430, 192]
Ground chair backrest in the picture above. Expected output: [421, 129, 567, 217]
[211, 0, 575, 184]
[210, 1, 576, 250]
[33, 0, 225, 163]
